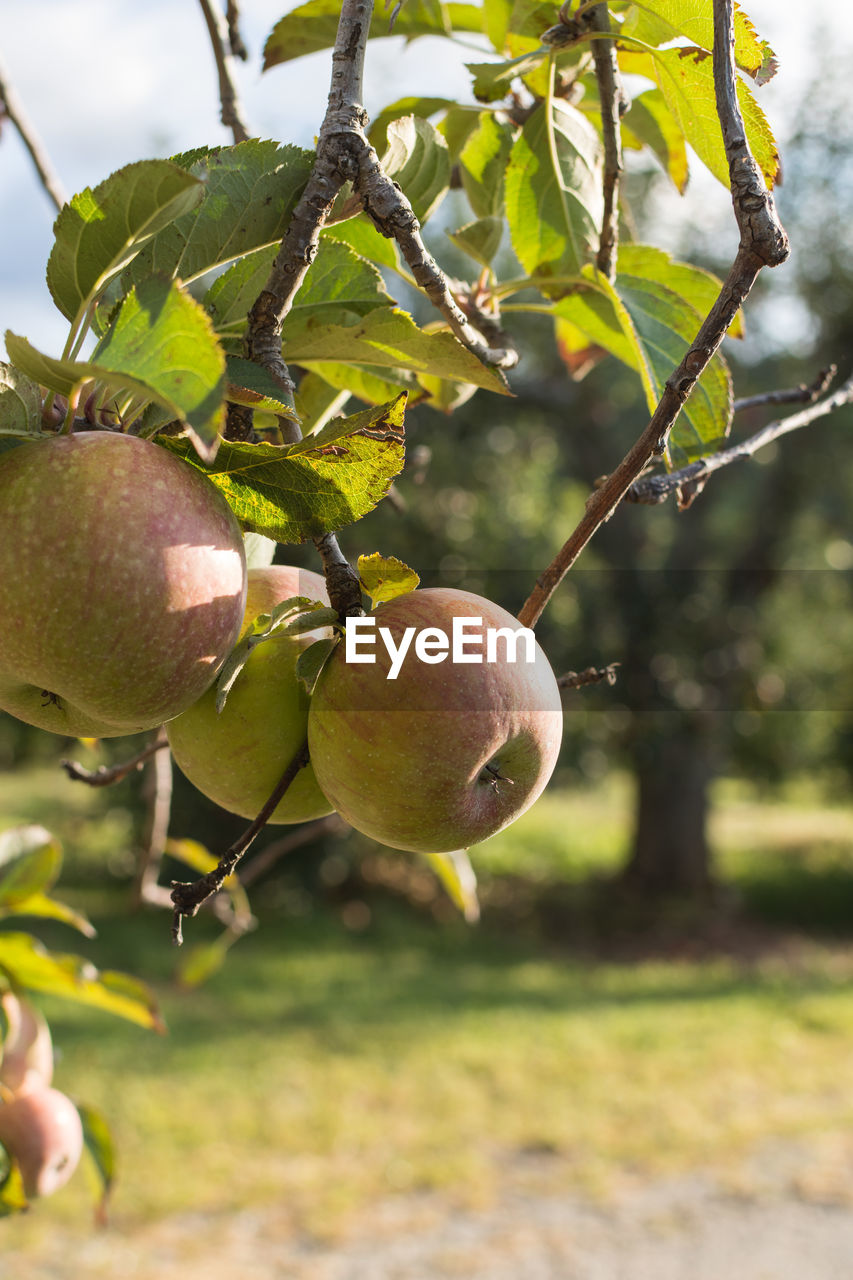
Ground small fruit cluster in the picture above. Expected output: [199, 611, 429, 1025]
[0, 432, 563, 854]
[0, 992, 83, 1199]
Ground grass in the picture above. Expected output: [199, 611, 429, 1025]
[1, 765, 853, 1248]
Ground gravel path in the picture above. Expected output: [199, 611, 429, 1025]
[7, 1148, 853, 1280]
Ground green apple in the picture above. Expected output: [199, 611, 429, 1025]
[0, 1086, 84, 1198]
[0, 432, 247, 737]
[307, 587, 563, 853]
[167, 565, 335, 823]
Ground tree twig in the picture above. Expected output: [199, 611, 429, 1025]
[197, 0, 252, 144]
[244, 0, 516, 411]
[0, 52, 66, 211]
[558, 663, 620, 690]
[733, 365, 837, 414]
[61, 730, 169, 787]
[170, 742, 310, 943]
[588, 3, 627, 280]
[517, 0, 789, 630]
[225, 0, 249, 59]
[626, 372, 853, 507]
[133, 740, 174, 911]
[240, 814, 348, 887]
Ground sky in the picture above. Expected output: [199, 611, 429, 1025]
[0, 0, 847, 358]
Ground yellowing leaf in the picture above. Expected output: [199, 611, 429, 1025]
[358, 553, 420, 605]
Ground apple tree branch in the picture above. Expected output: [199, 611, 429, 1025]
[626, 372, 853, 507]
[0, 52, 66, 211]
[517, 0, 790, 630]
[197, 0, 252, 143]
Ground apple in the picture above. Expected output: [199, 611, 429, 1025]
[0, 993, 53, 1095]
[0, 432, 247, 737]
[0, 1086, 84, 1198]
[307, 587, 563, 852]
[167, 565, 336, 823]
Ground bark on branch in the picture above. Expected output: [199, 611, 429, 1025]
[0, 53, 66, 211]
[170, 742, 310, 943]
[558, 663, 620, 690]
[197, 0, 252, 143]
[588, 3, 628, 280]
[244, 0, 516, 418]
[517, 0, 790, 630]
[626, 372, 853, 507]
[61, 730, 169, 786]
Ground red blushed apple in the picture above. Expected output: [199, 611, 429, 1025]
[307, 588, 563, 853]
[0, 993, 53, 1096]
[0, 1087, 84, 1198]
[167, 565, 335, 823]
[0, 432, 247, 737]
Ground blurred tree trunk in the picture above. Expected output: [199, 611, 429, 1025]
[621, 722, 715, 896]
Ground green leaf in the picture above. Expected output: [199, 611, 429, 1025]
[125, 141, 314, 288]
[302, 362, 417, 408]
[459, 112, 515, 218]
[204, 246, 277, 331]
[0, 363, 43, 437]
[552, 249, 734, 464]
[92, 277, 226, 458]
[483, 0, 512, 52]
[466, 51, 548, 103]
[263, 0, 483, 68]
[358, 553, 420, 605]
[7, 277, 227, 462]
[620, 0, 778, 84]
[209, 237, 395, 338]
[618, 244, 744, 340]
[381, 117, 451, 224]
[77, 1103, 116, 1225]
[619, 47, 780, 189]
[369, 96, 457, 155]
[0, 934, 164, 1032]
[286, 393, 408, 455]
[446, 216, 505, 268]
[0, 826, 62, 908]
[506, 0, 563, 42]
[294, 239, 396, 316]
[0, 891, 96, 938]
[157, 394, 407, 544]
[282, 306, 511, 395]
[416, 371, 479, 413]
[225, 356, 300, 420]
[505, 100, 603, 288]
[321, 216, 399, 272]
[425, 849, 480, 922]
[438, 105, 486, 160]
[295, 637, 339, 694]
[294, 373, 353, 434]
[622, 88, 688, 193]
[46, 159, 204, 323]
